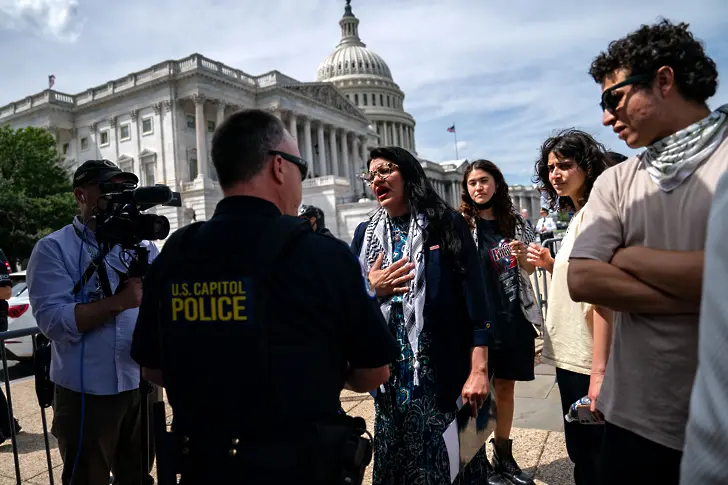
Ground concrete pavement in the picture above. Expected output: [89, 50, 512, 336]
[0, 362, 574, 485]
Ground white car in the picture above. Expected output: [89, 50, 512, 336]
[5, 271, 35, 361]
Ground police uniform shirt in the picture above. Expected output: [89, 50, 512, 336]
[131, 196, 399, 423]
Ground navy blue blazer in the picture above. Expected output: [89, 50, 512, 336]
[351, 210, 495, 412]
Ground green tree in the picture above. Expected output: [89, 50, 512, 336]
[0, 125, 77, 268]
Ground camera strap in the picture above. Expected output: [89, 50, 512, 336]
[71, 223, 114, 297]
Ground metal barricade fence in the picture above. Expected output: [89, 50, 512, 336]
[0, 326, 54, 485]
[532, 236, 564, 323]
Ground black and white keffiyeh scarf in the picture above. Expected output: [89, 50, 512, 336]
[358, 207, 428, 386]
[642, 104, 728, 192]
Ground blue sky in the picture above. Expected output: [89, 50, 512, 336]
[1, 0, 727, 185]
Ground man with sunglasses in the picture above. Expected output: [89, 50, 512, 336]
[131, 108, 398, 484]
[567, 20, 728, 485]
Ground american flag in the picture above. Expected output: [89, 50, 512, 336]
[48, 74, 55, 89]
[447, 124, 455, 133]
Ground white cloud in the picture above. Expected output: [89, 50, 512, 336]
[0, 0, 82, 41]
[0, 0, 727, 183]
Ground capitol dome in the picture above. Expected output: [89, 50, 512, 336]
[316, 0, 417, 154]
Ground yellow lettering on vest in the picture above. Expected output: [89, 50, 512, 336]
[217, 296, 232, 321]
[193, 282, 201, 295]
[171, 298, 184, 320]
[184, 298, 198, 320]
[209, 282, 218, 295]
[232, 295, 247, 321]
[181, 283, 190, 296]
[198, 297, 212, 321]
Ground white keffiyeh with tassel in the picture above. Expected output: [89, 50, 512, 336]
[642, 104, 728, 192]
[358, 207, 428, 386]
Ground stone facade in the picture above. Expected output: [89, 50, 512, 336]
[0, 1, 541, 245]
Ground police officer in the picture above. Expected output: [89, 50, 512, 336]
[299, 205, 334, 237]
[131, 109, 398, 484]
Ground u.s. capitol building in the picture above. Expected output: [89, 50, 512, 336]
[0, 1, 541, 242]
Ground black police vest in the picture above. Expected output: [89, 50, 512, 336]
[157, 215, 312, 439]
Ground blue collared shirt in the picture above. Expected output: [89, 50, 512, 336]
[27, 217, 159, 395]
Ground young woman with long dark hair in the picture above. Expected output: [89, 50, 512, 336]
[526, 129, 620, 485]
[460, 160, 541, 485]
[351, 147, 492, 484]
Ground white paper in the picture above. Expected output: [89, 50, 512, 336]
[443, 418, 460, 483]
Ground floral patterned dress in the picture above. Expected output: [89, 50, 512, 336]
[372, 215, 486, 485]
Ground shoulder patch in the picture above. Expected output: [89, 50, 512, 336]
[359, 259, 376, 299]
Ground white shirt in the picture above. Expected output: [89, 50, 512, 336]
[536, 216, 556, 233]
[680, 169, 728, 484]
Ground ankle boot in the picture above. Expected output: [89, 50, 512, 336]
[485, 457, 511, 485]
[491, 438, 535, 485]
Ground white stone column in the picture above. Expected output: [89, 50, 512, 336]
[329, 126, 339, 177]
[216, 100, 226, 127]
[317, 122, 326, 177]
[88, 123, 99, 159]
[109, 116, 118, 161]
[360, 136, 368, 165]
[192, 94, 207, 180]
[153, 103, 165, 182]
[398, 123, 404, 149]
[304, 118, 313, 178]
[378, 122, 384, 146]
[340, 128, 351, 186]
[288, 113, 297, 142]
[384, 122, 390, 145]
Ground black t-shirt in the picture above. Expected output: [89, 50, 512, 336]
[475, 218, 534, 348]
[0, 262, 10, 320]
[131, 196, 398, 435]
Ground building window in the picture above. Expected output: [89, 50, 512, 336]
[380, 94, 384, 106]
[354, 94, 359, 105]
[207, 120, 215, 133]
[346, 94, 350, 101]
[186, 115, 195, 129]
[142, 159, 156, 186]
[62, 143, 69, 155]
[119, 160, 133, 174]
[363, 94, 368, 106]
[119, 123, 131, 141]
[372, 95, 376, 106]
[100, 130, 109, 146]
[189, 157, 198, 180]
[80, 137, 89, 150]
[141, 117, 153, 135]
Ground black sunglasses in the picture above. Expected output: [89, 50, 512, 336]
[269, 150, 308, 180]
[600, 74, 652, 114]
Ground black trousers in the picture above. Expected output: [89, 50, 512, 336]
[600, 421, 682, 485]
[555, 368, 603, 485]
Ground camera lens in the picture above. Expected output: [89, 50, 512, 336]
[136, 214, 170, 241]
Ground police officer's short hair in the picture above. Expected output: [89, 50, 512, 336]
[211, 109, 286, 188]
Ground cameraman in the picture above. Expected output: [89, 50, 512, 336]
[27, 160, 159, 485]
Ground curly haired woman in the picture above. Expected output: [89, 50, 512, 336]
[526, 129, 620, 485]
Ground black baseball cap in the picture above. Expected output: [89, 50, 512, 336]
[299, 205, 324, 219]
[73, 159, 138, 188]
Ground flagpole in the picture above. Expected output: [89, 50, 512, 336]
[453, 125, 459, 160]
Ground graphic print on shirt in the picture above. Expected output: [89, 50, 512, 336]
[488, 239, 519, 304]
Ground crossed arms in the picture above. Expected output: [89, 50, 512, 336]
[565, 173, 703, 314]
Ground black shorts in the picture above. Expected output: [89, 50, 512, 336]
[488, 340, 536, 382]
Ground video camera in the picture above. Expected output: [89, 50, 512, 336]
[95, 181, 182, 249]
